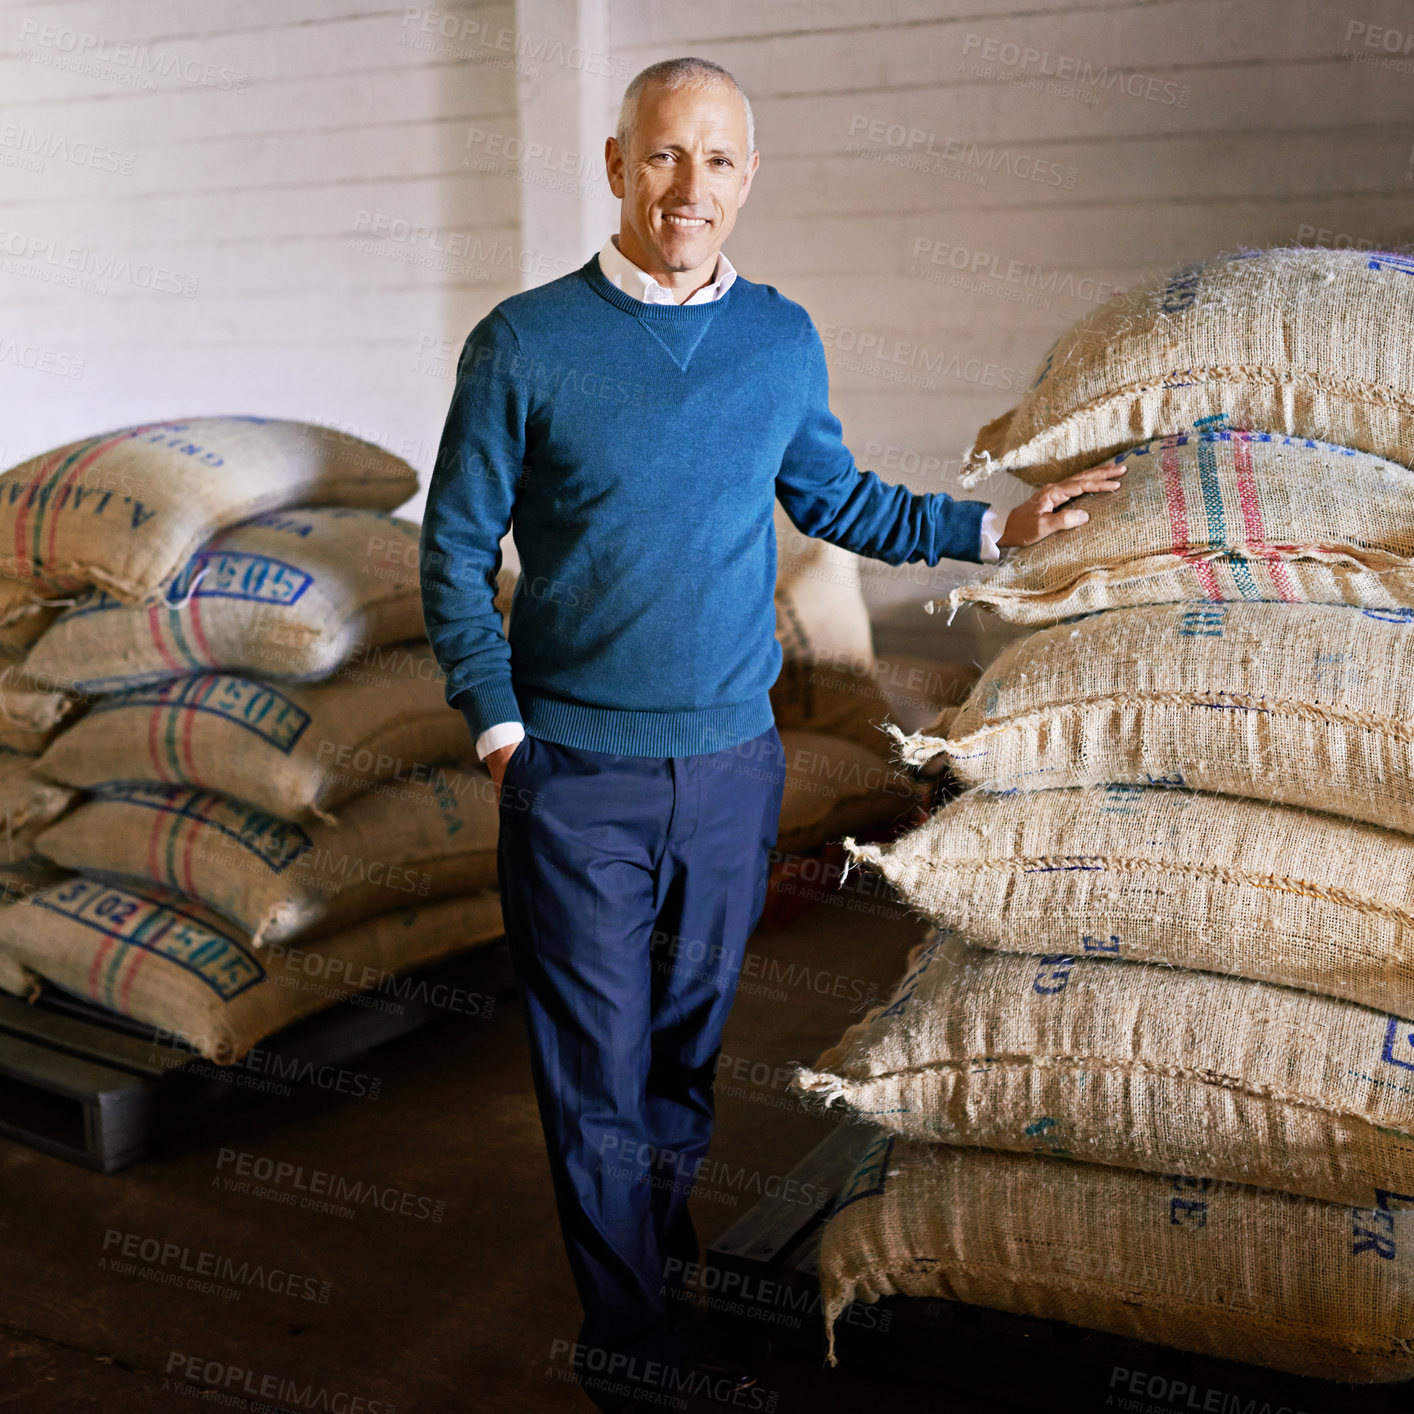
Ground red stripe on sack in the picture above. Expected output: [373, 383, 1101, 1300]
[1162, 440, 1190, 557]
[178, 683, 201, 782]
[147, 605, 185, 675]
[185, 593, 215, 668]
[42, 431, 134, 580]
[180, 793, 218, 897]
[11, 448, 63, 579]
[1232, 434, 1298, 601]
[87, 934, 116, 999]
[1268, 560, 1299, 600]
[116, 912, 174, 1012]
[114, 939, 150, 1012]
[1230, 433, 1266, 543]
[146, 808, 170, 886]
[147, 704, 172, 781]
[1193, 560, 1223, 600]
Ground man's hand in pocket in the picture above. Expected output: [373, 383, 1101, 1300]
[487, 741, 519, 799]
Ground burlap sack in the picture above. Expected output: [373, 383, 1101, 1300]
[774, 502, 875, 674]
[37, 644, 468, 822]
[777, 732, 919, 855]
[0, 754, 75, 833]
[838, 784, 1414, 1017]
[0, 418, 418, 602]
[0, 581, 70, 751]
[797, 934, 1414, 1208]
[0, 658, 73, 752]
[962, 247, 1414, 487]
[818, 1139, 1414, 1382]
[950, 432, 1414, 624]
[771, 662, 898, 755]
[0, 876, 503, 1062]
[0, 942, 39, 999]
[771, 504, 896, 750]
[33, 765, 499, 945]
[896, 600, 1414, 835]
[24, 509, 425, 694]
[0, 576, 61, 647]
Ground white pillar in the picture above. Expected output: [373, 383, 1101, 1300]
[512, 0, 619, 288]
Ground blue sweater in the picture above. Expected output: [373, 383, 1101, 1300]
[419, 255, 992, 757]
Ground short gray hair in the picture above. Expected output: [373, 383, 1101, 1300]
[615, 57, 756, 159]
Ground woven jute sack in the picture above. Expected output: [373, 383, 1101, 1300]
[777, 731, 919, 856]
[0, 876, 503, 1062]
[774, 501, 875, 675]
[962, 247, 1414, 487]
[796, 933, 1414, 1208]
[0, 655, 74, 756]
[0, 944, 39, 999]
[818, 1137, 1414, 1382]
[772, 663, 898, 756]
[24, 508, 425, 694]
[0, 754, 75, 833]
[0, 417, 418, 602]
[896, 600, 1414, 835]
[0, 581, 70, 750]
[38, 644, 468, 823]
[771, 504, 896, 751]
[33, 764, 499, 945]
[950, 432, 1414, 625]
[0, 576, 60, 647]
[838, 784, 1414, 1017]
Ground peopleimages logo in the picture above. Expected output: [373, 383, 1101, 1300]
[960, 33, 1191, 107]
[1108, 1365, 1311, 1414]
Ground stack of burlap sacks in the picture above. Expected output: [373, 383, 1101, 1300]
[0, 417, 506, 1064]
[794, 248, 1414, 1382]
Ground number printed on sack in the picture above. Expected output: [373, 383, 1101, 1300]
[1352, 1190, 1414, 1259]
[1167, 1175, 1213, 1228]
[1031, 955, 1075, 994]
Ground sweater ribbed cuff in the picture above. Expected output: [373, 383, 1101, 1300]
[930, 497, 991, 566]
[455, 676, 523, 744]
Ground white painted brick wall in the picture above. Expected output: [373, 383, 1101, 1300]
[2, 0, 1411, 605]
[0, 0, 527, 523]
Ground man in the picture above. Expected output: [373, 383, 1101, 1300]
[420, 57, 1121, 1411]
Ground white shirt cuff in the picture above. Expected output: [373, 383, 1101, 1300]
[475, 720, 525, 760]
[979, 507, 1004, 563]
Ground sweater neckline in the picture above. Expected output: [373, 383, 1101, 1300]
[580, 255, 736, 321]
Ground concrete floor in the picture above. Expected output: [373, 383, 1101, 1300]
[0, 876, 990, 1413]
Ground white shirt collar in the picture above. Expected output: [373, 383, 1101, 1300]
[596, 233, 736, 306]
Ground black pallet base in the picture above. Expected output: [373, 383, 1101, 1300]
[0, 939, 515, 1173]
[704, 1124, 1411, 1414]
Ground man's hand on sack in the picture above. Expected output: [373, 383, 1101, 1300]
[998, 460, 1127, 548]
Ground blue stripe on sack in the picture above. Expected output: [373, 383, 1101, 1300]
[1196, 437, 1262, 599]
[1193, 432, 1227, 546]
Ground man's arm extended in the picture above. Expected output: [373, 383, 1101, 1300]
[774, 319, 991, 567]
[419, 310, 529, 750]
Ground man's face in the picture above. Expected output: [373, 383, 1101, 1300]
[605, 79, 758, 287]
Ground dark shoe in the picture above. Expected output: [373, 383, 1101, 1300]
[668, 1323, 760, 1405]
[673, 1317, 756, 1377]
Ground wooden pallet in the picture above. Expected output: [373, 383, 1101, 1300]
[705, 1124, 1410, 1413]
[0, 939, 514, 1173]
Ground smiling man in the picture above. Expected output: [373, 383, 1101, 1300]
[420, 57, 1119, 1412]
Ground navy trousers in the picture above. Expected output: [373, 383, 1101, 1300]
[496, 722, 787, 1393]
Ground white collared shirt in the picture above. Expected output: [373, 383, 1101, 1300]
[474, 237, 1000, 761]
[596, 233, 737, 304]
